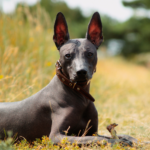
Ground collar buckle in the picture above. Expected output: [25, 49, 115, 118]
[73, 82, 77, 89]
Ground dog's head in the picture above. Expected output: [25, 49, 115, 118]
[53, 12, 103, 83]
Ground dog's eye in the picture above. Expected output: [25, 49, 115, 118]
[65, 54, 71, 59]
[88, 52, 93, 57]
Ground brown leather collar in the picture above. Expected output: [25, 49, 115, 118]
[55, 60, 95, 102]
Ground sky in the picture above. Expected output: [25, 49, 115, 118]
[0, 0, 133, 22]
[62, 0, 133, 22]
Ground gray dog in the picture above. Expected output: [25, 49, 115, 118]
[0, 12, 135, 146]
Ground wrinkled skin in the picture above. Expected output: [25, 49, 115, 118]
[0, 12, 136, 146]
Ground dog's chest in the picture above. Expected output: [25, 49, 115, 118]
[64, 106, 93, 136]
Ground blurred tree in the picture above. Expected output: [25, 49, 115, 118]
[29, 0, 89, 38]
[120, 0, 150, 56]
[15, 0, 118, 47]
[123, 0, 150, 9]
[99, 0, 150, 57]
[15, 0, 119, 51]
[15, 0, 150, 57]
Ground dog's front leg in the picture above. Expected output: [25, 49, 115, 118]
[49, 122, 133, 146]
[49, 108, 133, 146]
[49, 133, 134, 146]
[97, 134, 134, 146]
[49, 113, 113, 145]
[50, 133, 114, 145]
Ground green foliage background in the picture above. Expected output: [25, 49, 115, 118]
[0, 0, 150, 149]
[13, 0, 150, 58]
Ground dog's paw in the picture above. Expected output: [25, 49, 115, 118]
[108, 138, 133, 147]
[119, 138, 133, 147]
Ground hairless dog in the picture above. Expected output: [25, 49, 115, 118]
[0, 12, 137, 146]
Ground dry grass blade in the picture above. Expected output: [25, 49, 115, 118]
[107, 123, 119, 139]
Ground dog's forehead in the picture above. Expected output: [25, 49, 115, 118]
[60, 39, 96, 53]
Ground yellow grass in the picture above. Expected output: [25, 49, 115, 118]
[92, 58, 150, 141]
[0, 5, 150, 149]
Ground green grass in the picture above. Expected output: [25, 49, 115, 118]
[1, 5, 150, 149]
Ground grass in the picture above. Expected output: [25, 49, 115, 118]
[1, 5, 150, 149]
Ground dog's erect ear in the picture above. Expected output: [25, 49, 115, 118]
[53, 12, 70, 50]
[86, 12, 103, 49]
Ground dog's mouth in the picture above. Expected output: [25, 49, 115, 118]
[70, 77, 91, 84]
[70, 73, 92, 84]
[70, 79, 89, 87]
[76, 79, 88, 83]
[70, 79, 87, 83]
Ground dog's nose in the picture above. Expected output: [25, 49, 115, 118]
[77, 69, 87, 76]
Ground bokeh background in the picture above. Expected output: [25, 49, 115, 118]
[0, 0, 150, 149]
